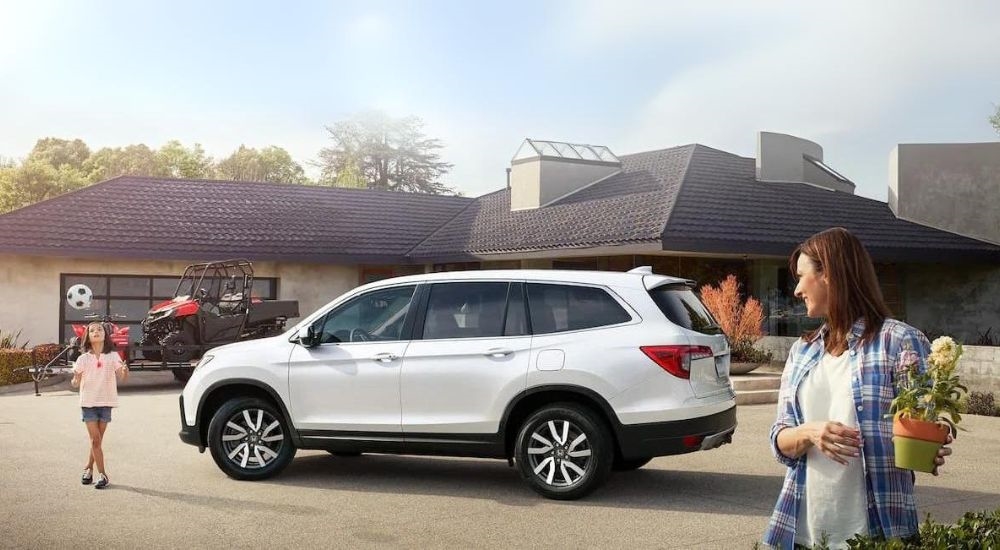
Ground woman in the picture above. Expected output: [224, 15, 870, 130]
[763, 227, 952, 549]
[71, 321, 129, 490]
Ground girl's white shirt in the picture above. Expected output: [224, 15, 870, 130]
[72, 351, 124, 407]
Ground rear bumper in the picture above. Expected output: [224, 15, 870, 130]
[178, 395, 204, 451]
[616, 405, 737, 459]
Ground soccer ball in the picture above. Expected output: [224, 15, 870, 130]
[66, 284, 93, 310]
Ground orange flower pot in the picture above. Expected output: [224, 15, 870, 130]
[892, 412, 948, 473]
[892, 412, 949, 443]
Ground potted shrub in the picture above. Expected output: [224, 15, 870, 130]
[889, 336, 966, 473]
[699, 275, 773, 375]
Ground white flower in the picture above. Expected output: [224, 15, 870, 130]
[931, 336, 957, 363]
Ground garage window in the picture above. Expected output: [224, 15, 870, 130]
[59, 274, 278, 351]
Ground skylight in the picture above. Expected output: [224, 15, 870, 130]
[512, 139, 620, 164]
[804, 155, 850, 183]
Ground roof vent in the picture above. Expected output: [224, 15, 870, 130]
[509, 139, 622, 211]
[756, 131, 855, 193]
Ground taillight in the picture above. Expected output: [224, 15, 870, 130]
[640, 345, 714, 379]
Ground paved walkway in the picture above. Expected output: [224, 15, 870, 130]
[1, 373, 998, 549]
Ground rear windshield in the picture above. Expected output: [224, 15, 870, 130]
[648, 285, 723, 335]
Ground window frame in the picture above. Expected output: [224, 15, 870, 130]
[312, 283, 420, 345]
[59, 273, 279, 348]
[524, 281, 637, 335]
[414, 281, 517, 341]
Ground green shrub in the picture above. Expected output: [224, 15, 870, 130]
[840, 509, 1000, 549]
[0, 349, 32, 386]
[966, 392, 999, 417]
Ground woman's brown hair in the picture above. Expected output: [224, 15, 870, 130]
[789, 227, 891, 353]
[80, 322, 116, 354]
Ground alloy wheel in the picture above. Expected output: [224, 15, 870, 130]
[220, 408, 285, 470]
[526, 419, 593, 487]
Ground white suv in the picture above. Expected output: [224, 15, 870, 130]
[179, 267, 736, 499]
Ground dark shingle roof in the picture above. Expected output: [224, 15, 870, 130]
[0, 176, 472, 263]
[407, 145, 696, 260]
[409, 143, 1000, 262]
[661, 145, 1000, 262]
[3, 145, 998, 264]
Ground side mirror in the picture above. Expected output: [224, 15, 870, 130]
[296, 325, 319, 348]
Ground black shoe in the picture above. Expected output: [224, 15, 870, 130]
[81, 469, 93, 485]
[94, 474, 109, 489]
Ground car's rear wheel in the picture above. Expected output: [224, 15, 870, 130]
[613, 456, 653, 471]
[514, 403, 613, 500]
[208, 397, 296, 480]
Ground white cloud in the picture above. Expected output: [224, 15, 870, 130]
[560, 1, 1000, 198]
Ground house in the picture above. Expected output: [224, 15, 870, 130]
[1, 132, 998, 349]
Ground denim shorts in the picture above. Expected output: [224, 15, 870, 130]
[81, 407, 112, 423]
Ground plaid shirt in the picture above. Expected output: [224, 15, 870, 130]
[763, 318, 930, 549]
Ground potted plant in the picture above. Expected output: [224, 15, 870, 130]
[889, 336, 966, 473]
[699, 275, 773, 374]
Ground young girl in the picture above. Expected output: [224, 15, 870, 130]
[71, 322, 128, 489]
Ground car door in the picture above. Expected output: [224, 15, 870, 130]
[401, 281, 531, 434]
[287, 284, 417, 433]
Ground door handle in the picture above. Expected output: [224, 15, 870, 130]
[372, 352, 398, 363]
[485, 348, 514, 358]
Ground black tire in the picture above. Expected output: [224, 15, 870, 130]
[612, 456, 653, 471]
[326, 451, 362, 457]
[514, 403, 613, 500]
[207, 397, 296, 480]
[172, 367, 192, 383]
[161, 331, 196, 363]
[139, 336, 162, 362]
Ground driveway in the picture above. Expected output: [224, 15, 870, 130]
[2, 373, 998, 549]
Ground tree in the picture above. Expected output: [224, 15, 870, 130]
[83, 144, 163, 181]
[991, 105, 1000, 136]
[0, 138, 92, 213]
[215, 145, 309, 184]
[156, 140, 214, 179]
[0, 160, 90, 213]
[317, 110, 455, 194]
[26, 138, 91, 170]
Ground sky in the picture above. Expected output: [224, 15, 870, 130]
[1, 0, 999, 201]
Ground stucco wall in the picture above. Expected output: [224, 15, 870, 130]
[889, 142, 1000, 245]
[757, 336, 1000, 393]
[0, 254, 358, 346]
[902, 263, 1000, 345]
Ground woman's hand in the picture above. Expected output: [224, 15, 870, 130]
[71, 372, 82, 388]
[117, 363, 129, 382]
[806, 421, 861, 465]
[932, 433, 954, 476]
[777, 421, 861, 464]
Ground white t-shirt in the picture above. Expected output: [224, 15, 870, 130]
[795, 351, 868, 549]
[72, 351, 125, 407]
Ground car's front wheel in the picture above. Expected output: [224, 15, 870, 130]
[208, 397, 296, 480]
[514, 403, 613, 500]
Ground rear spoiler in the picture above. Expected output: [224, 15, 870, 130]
[626, 266, 697, 290]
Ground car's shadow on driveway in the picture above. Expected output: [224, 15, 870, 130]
[267, 453, 784, 515]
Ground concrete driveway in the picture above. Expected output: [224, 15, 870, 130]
[2, 373, 998, 549]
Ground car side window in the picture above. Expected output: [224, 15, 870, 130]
[422, 282, 509, 340]
[318, 285, 416, 343]
[526, 283, 631, 334]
